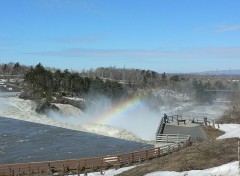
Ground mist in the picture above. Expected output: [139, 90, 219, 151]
[47, 95, 172, 141]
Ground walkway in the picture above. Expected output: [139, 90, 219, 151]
[162, 116, 208, 143]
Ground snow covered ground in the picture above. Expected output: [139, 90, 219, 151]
[217, 124, 240, 139]
[145, 161, 239, 176]
[71, 161, 239, 175]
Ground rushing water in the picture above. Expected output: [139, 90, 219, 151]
[0, 116, 152, 164]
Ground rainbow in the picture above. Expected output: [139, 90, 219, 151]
[95, 95, 149, 124]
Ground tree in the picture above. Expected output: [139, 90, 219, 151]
[13, 62, 21, 75]
[214, 80, 225, 90]
[192, 80, 216, 104]
[3, 64, 9, 74]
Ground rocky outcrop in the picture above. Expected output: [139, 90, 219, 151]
[51, 97, 86, 111]
[35, 98, 59, 114]
[18, 88, 36, 100]
[19, 86, 86, 113]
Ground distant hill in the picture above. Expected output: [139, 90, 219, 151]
[197, 70, 240, 76]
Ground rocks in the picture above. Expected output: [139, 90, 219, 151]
[18, 88, 36, 100]
[35, 98, 59, 114]
[51, 97, 86, 111]
[19, 87, 86, 114]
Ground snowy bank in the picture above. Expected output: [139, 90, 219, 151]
[217, 124, 240, 139]
[73, 166, 136, 176]
[72, 161, 239, 176]
[145, 161, 239, 176]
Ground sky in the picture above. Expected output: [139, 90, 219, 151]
[0, 0, 240, 73]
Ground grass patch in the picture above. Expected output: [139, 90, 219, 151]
[202, 126, 224, 139]
[117, 138, 239, 176]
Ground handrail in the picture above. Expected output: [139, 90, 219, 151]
[156, 117, 165, 135]
[156, 134, 191, 143]
[156, 114, 183, 136]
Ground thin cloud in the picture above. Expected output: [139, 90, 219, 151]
[24, 47, 240, 59]
[217, 25, 240, 32]
[24, 48, 190, 58]
[53, 36, 105, 44]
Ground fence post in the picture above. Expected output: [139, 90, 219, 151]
[77, 161, 80, 176]
[48, 163, 51, 175]
[62, 162, 65, 173]
[166, 135, 168, 143]
[238, 141, 240, 174]
[138, 156, 141, 164]
[28, 163, 31, 175]
[132, 153, 134, 164]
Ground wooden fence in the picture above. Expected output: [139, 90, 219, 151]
[0, 140, 191, 176]
[168, 114, 218, 128]
[156, 134, 191, 143]
[167, 115, 183, 122]
[156, 116, 165, 135]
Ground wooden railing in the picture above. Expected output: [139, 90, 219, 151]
[156, 117, 165, 135]
[168, 114, 216, 127]
[156, 134, 191, 143]
[167, 114, 183, 122]
[156, 114, 185, 136]
[0, 140, 191, 176]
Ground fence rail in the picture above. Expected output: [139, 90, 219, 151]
[156, 134, 191, 143]
[156, 117, 165, 135]
[167, 114, 182, 122]
[0, 140, 191, 176]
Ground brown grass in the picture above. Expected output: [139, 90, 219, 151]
[202, 126, 224, 139]
[117, 138, 239, 176]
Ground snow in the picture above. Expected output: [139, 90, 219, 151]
[71, 161, 239, 176]
[145, 161, 239, 176]
[76, 166, 136, 176]
[217, 124, 240, 139]
[64, 96, 85, 101]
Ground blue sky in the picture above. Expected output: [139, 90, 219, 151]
[0, 0, 240, 73]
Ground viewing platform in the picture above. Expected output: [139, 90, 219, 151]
[155, 114, 209, 145]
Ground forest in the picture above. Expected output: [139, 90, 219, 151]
[0, 62, 239, 104]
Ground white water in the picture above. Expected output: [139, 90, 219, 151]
[0, 95, 144, 142]
[0, 91, 228, 142]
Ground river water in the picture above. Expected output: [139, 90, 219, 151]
[0, 116, 152, 164]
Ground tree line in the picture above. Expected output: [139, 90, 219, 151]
[0, 62, 29, 75]
[24, 63, 126, 101]
[2, 62, 239, 104]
